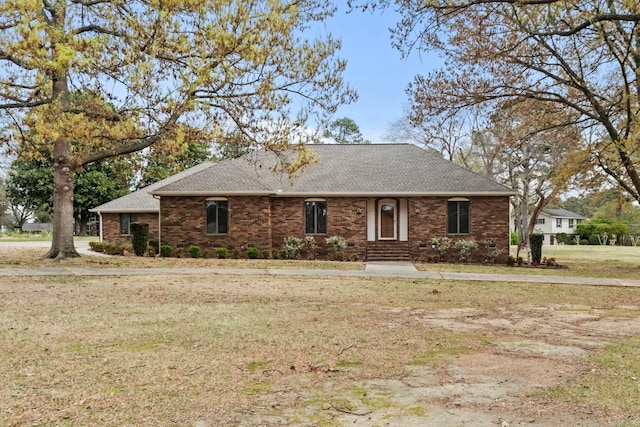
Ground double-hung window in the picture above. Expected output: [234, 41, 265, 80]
[556, 218, 562, 228]
[447, 199, 469, 234]
[304, 199, 327, 234]
[206, 198, 228, 234]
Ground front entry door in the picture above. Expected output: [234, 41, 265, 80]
[379, 199, 397, 240]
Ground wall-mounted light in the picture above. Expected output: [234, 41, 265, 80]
[356, 207, 362, 214]
[415, 208, 420, 214]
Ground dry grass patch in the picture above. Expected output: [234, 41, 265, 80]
[0, 247, 363, 270]
[1, 274, 639, 426]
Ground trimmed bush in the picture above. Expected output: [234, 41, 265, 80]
[431, 236, 453, 262]
[189, 245, 203, 258]
[325, 235, 347, 260]
[589, 234, 600, 245]
[555, 233, 570, 245]
[529, 233, 544, 264]
[454, 239, 479, 262]
[247, 247, 260, 259]
[216, 247, 228, 259]
[283, 236, 304, 259]
[160, 245, 172, 257]
[130, 222, 149, 256]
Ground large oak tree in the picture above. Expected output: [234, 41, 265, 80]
[351, 0, 640, 202]
[0, 0, 355, 259]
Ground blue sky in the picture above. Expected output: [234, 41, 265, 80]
[320, 7, 441, 142]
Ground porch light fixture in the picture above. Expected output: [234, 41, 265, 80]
[356, 207, 362, 214]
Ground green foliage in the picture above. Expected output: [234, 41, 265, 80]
[555, 232, 571, 245]
[506, 255, 516, 266]
[6, 157, 53, 225]
[73, 160, 134, 232]
[130, 222, 149, 257]
[216, 247, 228, 259]
[529, 233, 544, 264]
[159, 245, 172, 257]
[454, 239, 479, 262]
[214, 129, 254, 160]
[247, 247, 260, 259]
[576, 217, 630, 245]
[589, 234, 601, 245]
[138, 134, 212, 188]
[510, 231, 519, 245]
[431, 236, 453, 262]
[188, 245, 203, 258]
[7, 155, 133, 233]
[322, 117, 369, 144]
[325, 235, 347, 260]
[283, 236, 304, 259]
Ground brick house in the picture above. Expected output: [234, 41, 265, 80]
[92, 144, 515, 262]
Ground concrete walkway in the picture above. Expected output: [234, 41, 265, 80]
[1, 241, 639, 288]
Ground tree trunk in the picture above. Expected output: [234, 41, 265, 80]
[46, 140, 79, 259]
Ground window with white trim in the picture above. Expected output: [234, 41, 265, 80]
[556, 218, 562, 228]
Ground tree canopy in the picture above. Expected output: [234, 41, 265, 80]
[7, 155, 133, 233]
[0, 0, 356, 258]
[351, 0, 640, 202]
[323, 117, 369, 144]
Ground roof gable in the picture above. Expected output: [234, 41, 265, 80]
[90, 161, 215, 213]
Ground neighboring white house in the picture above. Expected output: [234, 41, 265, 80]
[512, 208, 587, 245]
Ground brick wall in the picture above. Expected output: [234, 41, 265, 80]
[100, 212, 159, 242]
[408, 196, 511, 263]
[270, 197, 368, 258]
[160, 196, 272, 256]
[152, 194, 510, 261]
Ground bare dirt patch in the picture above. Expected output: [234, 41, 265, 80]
[1, 274, 639, 426]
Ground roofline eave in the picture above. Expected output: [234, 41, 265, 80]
[150, 190, 517, 197]
[89, 208, 159, 213]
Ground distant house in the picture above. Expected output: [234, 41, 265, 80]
[92, 144, 515, 262]
[512, 208, 586, 245]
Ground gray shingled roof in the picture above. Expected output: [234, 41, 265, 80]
[152, 144, 515, 196]
[90, 161, 215, 213]
[543, 208, 586, 219]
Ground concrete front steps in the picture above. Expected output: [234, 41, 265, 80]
[366, 241, 411, 261]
